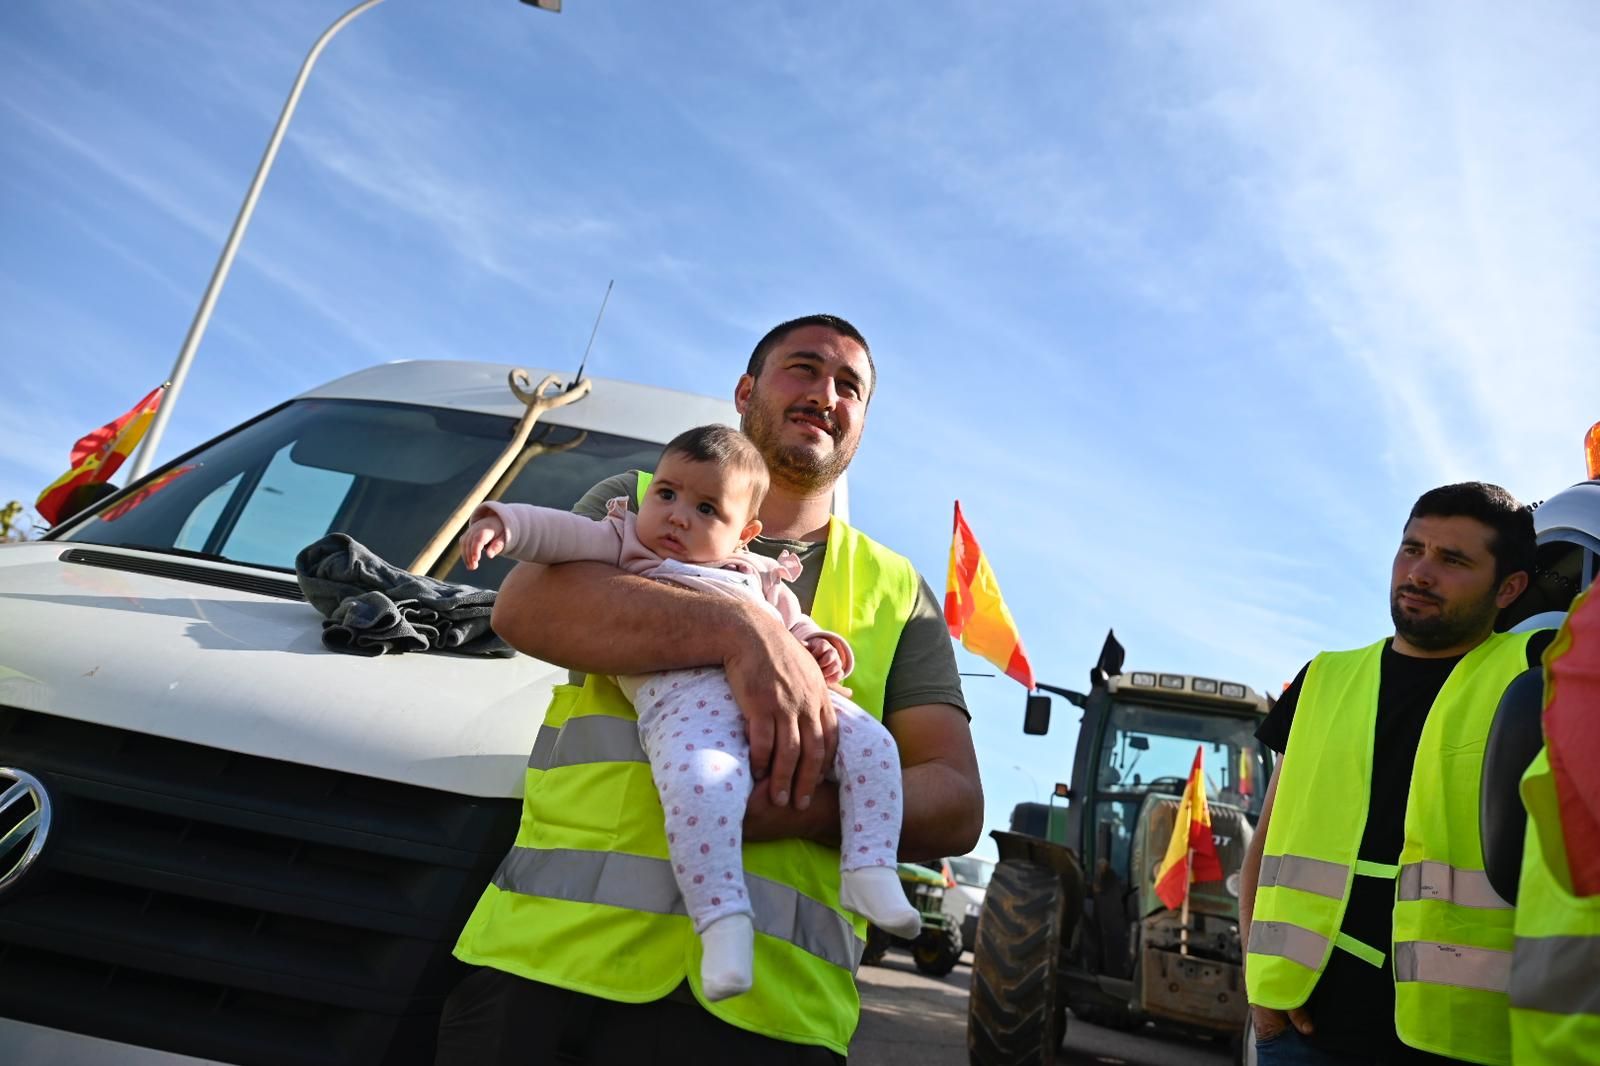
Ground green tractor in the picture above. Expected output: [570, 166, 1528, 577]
[968, 634, 1275, 1064]
[861, 861, 965, 977]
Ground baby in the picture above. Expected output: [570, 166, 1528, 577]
[459, 424, 920, 1000]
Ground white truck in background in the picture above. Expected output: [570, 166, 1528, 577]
[0, 360, 767, 1065]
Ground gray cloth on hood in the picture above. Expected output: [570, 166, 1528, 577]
[294, 533, 513, 657]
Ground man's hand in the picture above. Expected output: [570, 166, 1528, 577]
[725, 606, 838, 813]
[1251, 1005, 1313, 1041]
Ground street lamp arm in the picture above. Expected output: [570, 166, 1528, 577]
[129, 0, 391, 481]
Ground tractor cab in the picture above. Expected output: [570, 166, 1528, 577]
[971, 639, 1272, 1063]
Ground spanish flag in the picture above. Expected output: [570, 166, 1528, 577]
[35, 384, 167, 525]
[1154, 746, 1225, 910]
[945, 501, 1035, 690]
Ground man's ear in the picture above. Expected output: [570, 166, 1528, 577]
[740, 517, 763, 547]
[734, 374, 754, 415]
[1495, 569, 1531, 609]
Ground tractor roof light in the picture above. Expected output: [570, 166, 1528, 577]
[1220, 682, 1247, 699]
[1159, 674, 1185, 690]
[1192, 678, 1219, 694]
[1131, 672, 1156, 687]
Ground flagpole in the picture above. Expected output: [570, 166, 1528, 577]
[1180, 848, 1192, 957]
[127, 0, 390, 481]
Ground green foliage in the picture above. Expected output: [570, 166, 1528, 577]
[1, 500, 33, 542]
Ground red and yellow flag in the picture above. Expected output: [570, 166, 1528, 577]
[36, 384, 167, 525]
[945, 501, 1035, 690]
[1154, 746, 1225, 910]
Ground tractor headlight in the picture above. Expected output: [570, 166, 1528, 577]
[966, 902, 982, 917]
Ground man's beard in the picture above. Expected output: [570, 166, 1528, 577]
[742, 396, 856, 493]
[1390, 583, 1499, 651]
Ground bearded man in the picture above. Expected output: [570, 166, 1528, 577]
[1240, 482, 1551, 1066]
[437, 314, 981, 1065]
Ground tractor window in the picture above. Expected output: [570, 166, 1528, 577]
[1096, 702, 1268, 817]
[1089, 701, 1270, 887]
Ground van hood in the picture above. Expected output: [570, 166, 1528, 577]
[0, 543, 563, 798]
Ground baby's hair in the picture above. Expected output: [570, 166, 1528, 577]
[661, 425, 770, 513]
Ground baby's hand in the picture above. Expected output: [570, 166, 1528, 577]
[806, 635, 847, 684]
[459, 513, 508, 571]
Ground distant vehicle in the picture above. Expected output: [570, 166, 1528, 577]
[0, 361, 796, 1065]
[968, 644, 1273, 1065]
[941, 854, 994, 954]
[860, 861, 965, 978]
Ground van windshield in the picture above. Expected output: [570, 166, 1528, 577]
[55, 398, 661, 587]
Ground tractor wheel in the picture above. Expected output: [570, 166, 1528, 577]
[967, 859, 1064, 1066]
[912, 923, 963, 977]
[860, 924, 891, 967]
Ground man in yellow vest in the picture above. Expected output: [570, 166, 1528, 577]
[1509, 582, 1600, 1065]
[436, 315, 984, 1064]
[1240, 482, 1549, 1065]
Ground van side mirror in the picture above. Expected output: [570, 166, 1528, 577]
[1024, 694, 1052, 735]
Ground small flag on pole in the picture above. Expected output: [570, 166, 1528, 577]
[1154, 746, 1225, 911]
[35, 384, 167, 525]
[945, 501, 1035, 690]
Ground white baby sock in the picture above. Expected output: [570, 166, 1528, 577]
[700, 913, 755, 1001]
[840, 866, 922, 938]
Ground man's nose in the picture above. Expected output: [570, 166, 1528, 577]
[804, 373, 839, 409]
[1407, 558, 1437, 587]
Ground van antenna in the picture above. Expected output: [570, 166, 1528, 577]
[570, 278, 613, 390]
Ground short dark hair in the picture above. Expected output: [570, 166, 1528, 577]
[661, 424, 770, 512]
[745, 314, 875, 400]
[1408, 482, 1535, 582]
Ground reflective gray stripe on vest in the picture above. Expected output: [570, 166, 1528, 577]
[1259, 854, 1348, 899]
[1394, 941, 1511, 994]
[1397, 861, 1511, 910]
[1248, 921, 1329, 970]
[1511, 935, 1600, 1016]
[527, 718, 648, 771]
[492, 845, 864, 973]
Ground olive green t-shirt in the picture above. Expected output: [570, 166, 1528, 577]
[574, 471, 967, 718]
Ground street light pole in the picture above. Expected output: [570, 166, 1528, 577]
[129, 0, 391, 481]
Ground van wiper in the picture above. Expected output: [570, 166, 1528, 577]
[115, 543, 240, 565]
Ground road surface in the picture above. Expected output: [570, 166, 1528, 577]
[851, 952, 1235, 1066]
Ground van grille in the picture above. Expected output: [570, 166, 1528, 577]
[0, 707, 521, 1065]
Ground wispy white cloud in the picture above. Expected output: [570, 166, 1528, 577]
[1150, 0, 1600, 497]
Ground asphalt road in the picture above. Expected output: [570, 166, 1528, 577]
[851, 951, 1235, 1066]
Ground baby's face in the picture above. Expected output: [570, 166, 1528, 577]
[636, 455, 761, 563]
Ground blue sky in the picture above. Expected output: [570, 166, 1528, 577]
[3, 1, 1596, 858]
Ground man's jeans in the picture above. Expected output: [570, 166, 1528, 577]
[1254, 1026, 1365, 1066]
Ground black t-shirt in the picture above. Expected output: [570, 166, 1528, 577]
[1255, 631, 1554, 1064]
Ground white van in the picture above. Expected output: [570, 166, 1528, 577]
[0, 360, 765, 1065]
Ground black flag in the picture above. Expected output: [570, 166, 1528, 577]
[1092, 629, 1126, 687]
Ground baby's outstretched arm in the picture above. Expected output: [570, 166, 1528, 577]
[458, 501, 623, 570]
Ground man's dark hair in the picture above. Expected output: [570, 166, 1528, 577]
[1408, 482, 1536, 582]
[661, 424, 770, 512]
[745, 314, 875, 400]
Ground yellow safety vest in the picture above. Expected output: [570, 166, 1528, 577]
[1248, 632, 1535, 1066]
[1510, 587, 1600, 1066]
[454, 484, 919, 1055]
